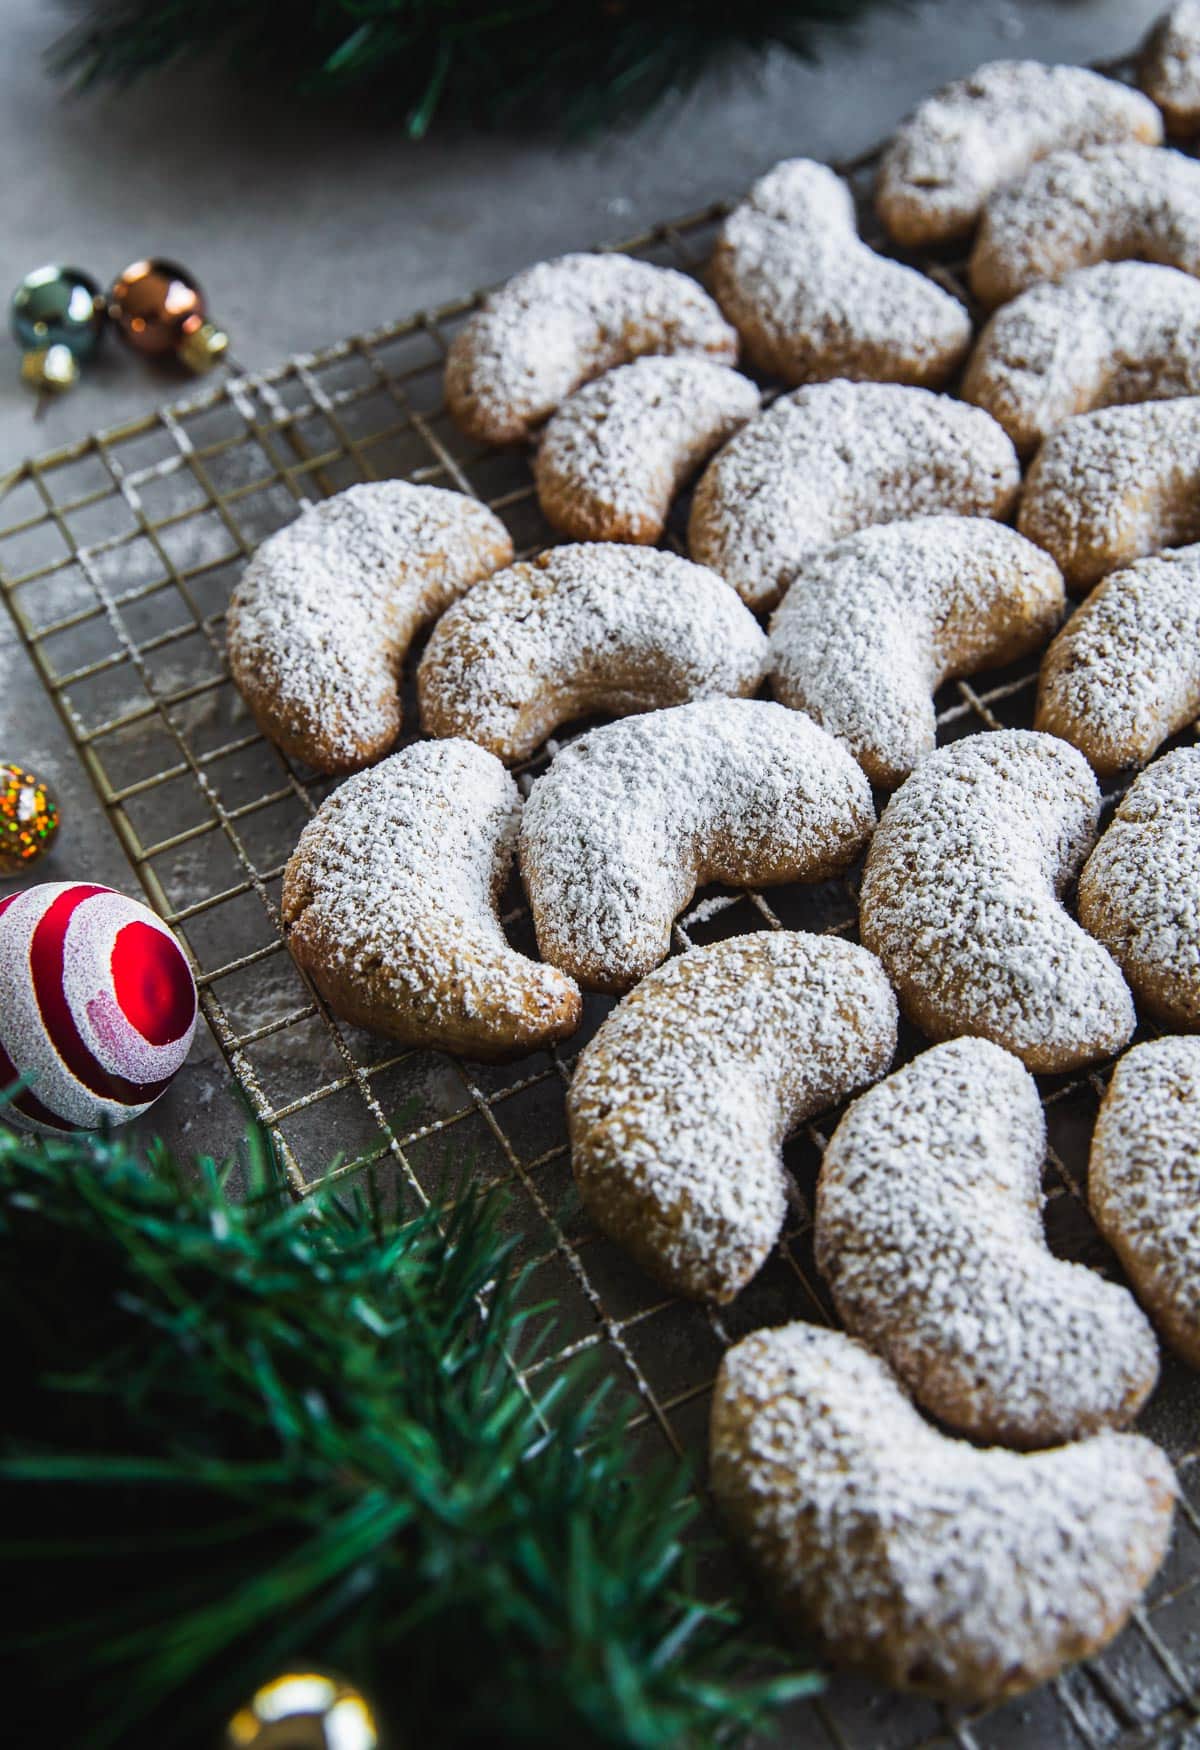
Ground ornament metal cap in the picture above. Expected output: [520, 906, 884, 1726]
[224, 1670, 380, 1750]
[20, 344, 79, 392]
[178, 318, 230, 373]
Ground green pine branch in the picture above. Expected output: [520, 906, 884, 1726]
[51, 0, 896, 135]
[0, 1117, 817, 1748]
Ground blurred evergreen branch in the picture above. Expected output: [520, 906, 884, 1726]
[51, 0, 895, 135]
[0, 1117, 816, 1747]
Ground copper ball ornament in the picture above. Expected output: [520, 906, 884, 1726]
[224, 1670, 380, 1750]
[0, 762, 60, 876]
[108, 257, 228, 373]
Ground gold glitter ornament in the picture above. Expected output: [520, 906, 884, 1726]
[0, 763, 59, 877]
[224, 1670, 381, 1750]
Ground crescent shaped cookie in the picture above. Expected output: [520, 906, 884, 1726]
[877, 60, 1162, 246]
[281, 739, 581, 1059]
[1091, 1035, 1200, 1368]
[533, 358, 758, 544]
[768, 517, 1064, 788]
[1078, 748, 1200, 1030]
[444, 253, 738, 446]
[519, 698, 875, 993]
[858, 730, 1136, 1073]
[1018, 398, 1200, 591]
[710, 158, 971, 387]
[816, 1038, 1159, 1448]
[1140, 3, 1200, 135]
[710, 1323, 1176, 1703]
[418, 544, 766, 765]
[688, 381, 1020, 612]
[1035, 546, 1200, 775]
[567, 932, 897, 1303]
[963, 262, 1200, 454]
[970, 143, 1200, 309]
[226, 482, 513, 774]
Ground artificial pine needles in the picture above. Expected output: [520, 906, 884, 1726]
[0, 1119, 816, 1748]
[52, 0, 895, 136]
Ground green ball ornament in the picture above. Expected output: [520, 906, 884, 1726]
[10, 265, 105, 392]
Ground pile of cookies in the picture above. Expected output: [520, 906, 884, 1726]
[224, 7, 1200, 1713]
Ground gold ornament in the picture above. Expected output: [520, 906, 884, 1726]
[224, 1670, 380, 1750]
[0, 761, 60, 877]
[20, 342, 80, 392]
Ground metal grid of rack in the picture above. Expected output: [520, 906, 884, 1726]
[3, 139, 1200, 1748]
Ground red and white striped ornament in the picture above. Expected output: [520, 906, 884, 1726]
[0, 881, 197, 1133]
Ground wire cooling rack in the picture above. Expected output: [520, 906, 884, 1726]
[3, 124, 1200, 1748]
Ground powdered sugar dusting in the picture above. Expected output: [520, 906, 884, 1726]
[711, 158, 970, 385]
[569, 932, 896, 1302]
[859, 730, 1136, 1072]
[816, 1037, 1159, 1448]
[878, 60, 1162, 245]
[963, 261, 1200, 453]
[688, 380, 1020, 611]
[281, 739, 580, 1058]
[1091, 1034, 1200, 1368]
[768, 516, 1064, 788]
[534, 357, 758, 542]
[1035, 544, 1200, 773]
[970, 143, 1200, 308]
[1018, 397, 1200, 590]
[710, 1322, 1176, 1702]
[418, 544, 766, 764]
[520, 698, 875, 992]
[226, 482, 512, 772]
[1140, 2, 1200, 133]
[1078, 747, 1200, 1030]
[444, 253, 738, 446]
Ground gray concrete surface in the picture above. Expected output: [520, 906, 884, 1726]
[0, 0, 1167, 1156]
[0, 0, 1166, 461]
